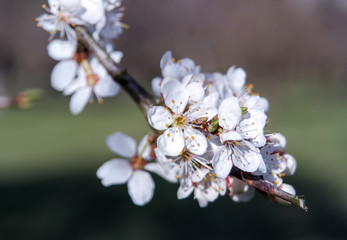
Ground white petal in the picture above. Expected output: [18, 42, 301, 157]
[232, 141, 261, 173]
[154, 148, 176, 169]
[106, 132, 137, 158]
[160, 51, 172, 70]
[184, 127, 207, 155]
[232, 188, 255, 202]
[127, 170, 155, 206]
[218, 97, 241, 130]
[194, 189, 209, 208]
[203, 183, 219, 202]
[47, 40, 76, 60]
[284, 153, 297, 176]
[186, 82, 204, 104]
[96, 159, 133, 186]
[80, 0, 104, 24]
[267, 133, 286, 151]
[151, 77, 162, 96]
[70, 87, 92, 115]
[94, 75, 120, 97]
[163, 80, 188, 114]
[220, 131, 243, 143]
[51, 60, 78, 91]
[144, 163, 178, 183]
[204, 91, 220, 108]
[147, 106, 173, 131]
[63, 67, 86, 96]
[238, 109, 267, 147]
[217, 178, 227, 196]
[157, 127, 184, 156]
[226, 66, 246, 95]
[185, 102, 218, 122]
[191, 168, 210, 182]
[212, 146, 232, 179]
[177, 185, 194, 200]
[137, 134, 151, 160]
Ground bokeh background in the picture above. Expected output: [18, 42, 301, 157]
[1, 0, 347, 239]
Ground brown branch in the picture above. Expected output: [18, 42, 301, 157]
[230, 168, 308, 211]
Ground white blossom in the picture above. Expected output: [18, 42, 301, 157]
[148, 79, 217, 156]
[97, 132, 177, 206]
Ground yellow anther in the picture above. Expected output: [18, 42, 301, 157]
[42, 4, 46, 8]
[176, 175, 180, 179]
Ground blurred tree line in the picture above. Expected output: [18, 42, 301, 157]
[0, 0, 346, 95]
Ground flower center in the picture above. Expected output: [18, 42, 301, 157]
[173, 114, 187, 129]
[130, 155, 146, 170]
[86, 73, 100, 86]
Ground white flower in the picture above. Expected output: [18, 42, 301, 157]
[155, 147, 212, 190]
[61, 51, 123, 115]
[177, 170, 226, 207]
[148, 79, 217, 156]
[212, 96, 267, 178]
[37, 0, 85, 40]
[211, 66, 269, 112]
[261, 133, 297, 186]
[151, 51, 201, 96]
[97, 132, 177, 206]
[93, 3, 127, 42]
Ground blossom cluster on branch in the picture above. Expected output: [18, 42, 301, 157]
[37, 0, 306, 210]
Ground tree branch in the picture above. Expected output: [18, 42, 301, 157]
[230, 168, 308, 211]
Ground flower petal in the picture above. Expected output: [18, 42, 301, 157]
[69, 87, 92, 115]
[220, 131, 243, 143]
[184, 127, 207, 155]
[157, 127, 184, 156]
[96, 159, 133, 186]
[127, 170, 155, 206]
[94, 75, 120, 97]
[284, 153, 297, 176]
[47, 40, 76, 61]
[51, 60, 78, 91]
[144, 162, 178, 183]
[212, 146, 232, 179]
[106, 132, 137, 158]
[177, 185, 194, 200]
[80, 0, 104, 24]
[137, 134, 151, 160]
[191, 168, 210, 182]
[232, 141, 261, 173]
[186, 82, 204, 104]
[162, 80, 188, 114]
[218, 97, 241, 130]
[151, 77, 162, 96]
[147, 106, 173, 131]
[226, 66, 246, 95]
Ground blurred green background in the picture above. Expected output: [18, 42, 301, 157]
[0, 0, 347, 239]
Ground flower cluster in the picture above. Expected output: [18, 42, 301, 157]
[37, 1, 303, 209]
[37, 0, 126, 114]
[98, 51, 298, 207]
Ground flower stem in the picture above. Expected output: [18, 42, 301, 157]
[74, 26, 155, 116]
